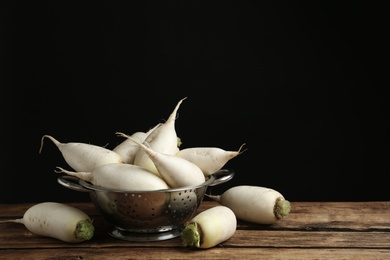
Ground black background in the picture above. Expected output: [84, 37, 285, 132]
[1, 1, 389, 203]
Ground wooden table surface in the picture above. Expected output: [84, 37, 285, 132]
[1, 201, 390, 259]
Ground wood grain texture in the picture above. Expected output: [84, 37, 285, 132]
[1, 201, 390, 259]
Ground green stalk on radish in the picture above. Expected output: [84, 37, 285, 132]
[181, 205, 236, 249]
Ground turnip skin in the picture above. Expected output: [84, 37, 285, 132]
[133, 98, 186, 175]
[112, 131, 147, 164]
[181, 205, 236, 249]
[113, 124, 161, 164]
[208, 185, 291, 225]
[176, 144, 246, 176]
[116, 132, 206, 188]
[55, 163, 170, 191]
[2, 202, 94, 243]
[40, 135, 124, 172]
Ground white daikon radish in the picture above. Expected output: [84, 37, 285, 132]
[176, 144, 246, 176]
[1, 202, 94, 243]
[112, 123, 160, 164]
[40, 135, 124, 172]
[116, 132, 205, 188]
[55, 163, 169, 191]
[133, 97, 186, 175]
[181, 206, 236, 249]
[207, 185, 291, 224]
[112, 131, 147, 164]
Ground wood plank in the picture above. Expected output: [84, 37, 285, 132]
[2, 201, 390, 232]
[284, 201, 390, 229]
[1, 248, 389, 260]
[2, 201, 390, 230]
[1, 201, 390, 259]
[1, 227, 389, 249]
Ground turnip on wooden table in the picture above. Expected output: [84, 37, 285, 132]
[181, 205, 237, 249]
[207, 185, 291, 224]
[0, 202, 94, 243]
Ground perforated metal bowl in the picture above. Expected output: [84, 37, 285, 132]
[57, 169, 234, 241]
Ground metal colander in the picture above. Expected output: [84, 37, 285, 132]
[57, 169, 234, 241]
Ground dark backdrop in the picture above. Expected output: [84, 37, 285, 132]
[1, 1, 388, 203]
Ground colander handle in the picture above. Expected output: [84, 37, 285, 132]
[57, 175, 90, 192]
[208, 169, 235, 186]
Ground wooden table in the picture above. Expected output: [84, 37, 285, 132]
[1, 201, 390, 259]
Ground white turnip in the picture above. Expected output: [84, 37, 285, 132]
[112, 131, 147, 164]
[1, 202, 94, 243]
[176, 144, 246, 176]
[40, 135, 123, 172]
[181, 205, 236, 249]
[207, 185, 291, 224]
[55, 163, 169, 191]
[112, 123, 161, 164]
[116, 132, 206, 188]
[133, 97, 186, 174]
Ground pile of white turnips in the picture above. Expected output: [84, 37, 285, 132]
[40, 97, 245, 191]
[2, 97, 291, 249]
